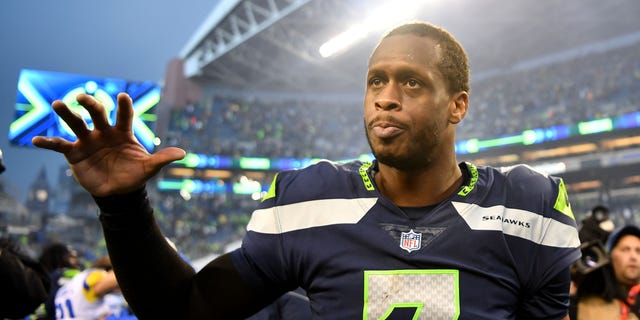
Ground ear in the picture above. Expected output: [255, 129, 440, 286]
[449, 91, 469, 124]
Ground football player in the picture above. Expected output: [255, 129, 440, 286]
[33, 21, 581, 319]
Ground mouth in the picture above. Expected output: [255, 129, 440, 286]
[369, 119, 405, 139]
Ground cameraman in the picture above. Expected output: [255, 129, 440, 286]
[579, 205, 614, 244]
[573, 224, 640, 320]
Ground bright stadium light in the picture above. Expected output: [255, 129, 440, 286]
[319, 24, 368, 58]
[319, 1, 425, 58]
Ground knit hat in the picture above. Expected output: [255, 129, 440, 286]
[607, 225, 640, 253]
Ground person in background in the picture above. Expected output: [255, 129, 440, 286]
[570, 204, 616, 317]
[574, 225, 640, 319]
[32, 21, 581, 319]
[53, 256, 119, 320]
[0, 238, 50, 319]
[33, 243, 82, 320]
[579, 205, 615, 245]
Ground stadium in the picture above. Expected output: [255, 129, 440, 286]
[159, 0, 640, 261]
[2, 0, 640, 286]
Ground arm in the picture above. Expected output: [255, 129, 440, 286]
[96, 188, 268, 318]
[93, 270, 118, 297]
[32, 93, 266, 318]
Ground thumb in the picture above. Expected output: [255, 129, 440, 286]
[149, 147, 187, 169]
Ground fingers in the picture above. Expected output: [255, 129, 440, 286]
[144, 147, 186, 181]
[51, 100, 91, 138]
[149, 147, 187, 168]
[52, 93, 135, 138]
[76, 94, 112, 130]
[31, 136, 74, 154]
[115, 93, 134, 131]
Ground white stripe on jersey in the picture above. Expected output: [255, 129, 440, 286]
[452, 201, 580, 248]
[247, 198, 378, 234]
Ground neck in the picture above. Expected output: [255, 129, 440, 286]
[375, 161, 463, 207]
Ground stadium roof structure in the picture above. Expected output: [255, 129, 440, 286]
[178, 0, 640, 98]
[160, 0, 640, 201]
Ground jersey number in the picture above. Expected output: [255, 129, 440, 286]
[55, 298, 76, 319]
[363, 269, 460, 320]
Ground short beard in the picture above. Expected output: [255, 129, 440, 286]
[364, 120, 434, 171]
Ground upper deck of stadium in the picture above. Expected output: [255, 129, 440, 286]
[177, 0, 640, 98]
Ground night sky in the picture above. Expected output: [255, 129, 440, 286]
[0, 0, 218, 202]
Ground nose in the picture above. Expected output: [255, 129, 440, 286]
[374, 83, 401, 111]
[632, 250, 640, 262]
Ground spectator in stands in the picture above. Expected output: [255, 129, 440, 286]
[0, 237, 50, 319]
[573, 225, 640, 319]
[33, 21, 580, 319]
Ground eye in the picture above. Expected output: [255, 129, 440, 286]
[405, 79, 420, 88]
[368, 77, 383, 87]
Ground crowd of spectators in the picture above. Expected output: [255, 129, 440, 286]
[149, 190, 256, 259]
[154, 39, 640, 260]
[164, 41, 640, 161]
[133, 39, 640, 260]
[464, 41, 640, 139]
[4, 37, 640, 267]
[164, 96, 369, 161]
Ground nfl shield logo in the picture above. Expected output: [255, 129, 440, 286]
[400, 229, 422, 253]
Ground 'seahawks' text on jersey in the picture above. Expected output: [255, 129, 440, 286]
[230, 160, 581, 320]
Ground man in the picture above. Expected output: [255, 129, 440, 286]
[32, 22, 580, 319]
[35, 243, 83, 320]
[579, 205, 615, 245]
[609, 225, 640, 293]
[574, 225, 640, 319]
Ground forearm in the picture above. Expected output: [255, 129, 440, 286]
[96, 188, 196, 319]
[96, 188, 275, 319]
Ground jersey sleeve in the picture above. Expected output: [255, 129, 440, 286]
[230, 161, 362, 298]
[229, 170, 299, 298]
[504, 165, 581, 318]
[517, 267, 573, 319]
[82, 270, 108, 302]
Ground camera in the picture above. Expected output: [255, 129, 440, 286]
[573, 239, 610, 275]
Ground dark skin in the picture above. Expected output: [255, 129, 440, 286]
[32, 33, 570, 320]
[364, 34, 468, 207]
[31, 93, 185, 197]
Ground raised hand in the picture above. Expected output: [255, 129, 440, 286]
[32, 93, 186, 197]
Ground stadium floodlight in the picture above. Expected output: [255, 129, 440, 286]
[319, 1, 424, 58]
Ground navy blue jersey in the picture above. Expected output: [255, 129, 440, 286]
[230, 161, 581, 319]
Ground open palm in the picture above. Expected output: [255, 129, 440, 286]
[32, 93, 185, 197]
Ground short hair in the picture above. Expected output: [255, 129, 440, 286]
[38, 243, 76, 272]
[380, 22, 470, 95]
